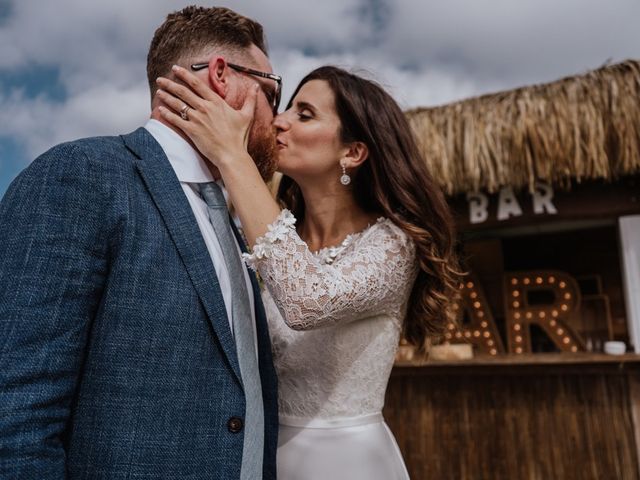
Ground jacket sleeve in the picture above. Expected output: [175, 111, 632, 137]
[0, 143, 118, 478]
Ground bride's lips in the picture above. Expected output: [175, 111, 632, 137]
[276, 137, 288, 149]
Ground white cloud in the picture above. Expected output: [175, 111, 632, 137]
[383, 0, 640, 88]
[0, 83, 148, 158]
[0, 0, 639, 166]
[272, 49, 483, 109]
[229, 0, 374, 53]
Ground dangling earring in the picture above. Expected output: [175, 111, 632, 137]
[340, 160, 351, 186]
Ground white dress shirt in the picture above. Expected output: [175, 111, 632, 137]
[144, 119, 256, 342]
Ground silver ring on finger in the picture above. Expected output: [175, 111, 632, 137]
[180, 104, 191, 121]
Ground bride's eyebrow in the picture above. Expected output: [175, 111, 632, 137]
[295, 100, 316, 112]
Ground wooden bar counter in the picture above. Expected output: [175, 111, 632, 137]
[383, 354, 640, 479]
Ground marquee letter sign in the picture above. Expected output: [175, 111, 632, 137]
[445, 275, 505, 356]
[504, 271, 585, 354]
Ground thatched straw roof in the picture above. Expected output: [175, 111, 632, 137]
[406, 60, 640, 195]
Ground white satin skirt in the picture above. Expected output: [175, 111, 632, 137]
[277, 412, 410, 480]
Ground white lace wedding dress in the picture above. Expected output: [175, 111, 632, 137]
[244, 210, 417, 480]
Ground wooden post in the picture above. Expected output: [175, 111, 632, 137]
[629, 372, 640, 478]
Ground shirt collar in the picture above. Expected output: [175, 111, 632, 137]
[144, 118, 215, 184]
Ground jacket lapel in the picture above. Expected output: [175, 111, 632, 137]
[121, 128, 242, 384]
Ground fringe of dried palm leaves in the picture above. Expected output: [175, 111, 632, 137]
[406, 60, 640, 195]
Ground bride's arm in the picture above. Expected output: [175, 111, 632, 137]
[155, 67, 279, 247]
[245, 210, 417, 330]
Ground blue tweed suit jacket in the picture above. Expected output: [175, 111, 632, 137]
[0, 128, 278, 479]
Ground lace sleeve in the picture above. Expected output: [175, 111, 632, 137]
[243, 209, 417, 330]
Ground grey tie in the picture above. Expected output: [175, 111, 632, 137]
[199, 182, 264, 480]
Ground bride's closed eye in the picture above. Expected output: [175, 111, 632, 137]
[297, 110, 313, 121]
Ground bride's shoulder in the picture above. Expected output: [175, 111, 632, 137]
[364, 217, 414, 252]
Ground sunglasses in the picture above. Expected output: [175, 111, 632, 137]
[191, 62, 282, 115]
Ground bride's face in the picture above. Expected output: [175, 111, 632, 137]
[273, 80, 347, 183]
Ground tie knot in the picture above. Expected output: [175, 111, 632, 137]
[199, 182, 227, 208]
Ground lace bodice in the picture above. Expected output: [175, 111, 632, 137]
[244, 210, 418, 420]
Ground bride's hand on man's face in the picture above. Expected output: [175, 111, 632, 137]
[155, 65, 258, 166]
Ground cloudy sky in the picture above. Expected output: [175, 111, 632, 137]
[0, 0, 638, 196]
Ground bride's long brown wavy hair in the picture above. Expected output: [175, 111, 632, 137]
[277, 66, 462, 349]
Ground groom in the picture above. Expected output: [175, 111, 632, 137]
[0, 6, 279, 479]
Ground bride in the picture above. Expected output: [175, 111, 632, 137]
[156, 64, 461, 479]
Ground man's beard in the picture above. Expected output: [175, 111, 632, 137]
[247, 123, 277, 181]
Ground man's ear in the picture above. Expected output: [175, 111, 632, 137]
[207, 56, 230, 98]
[341, 141, 369, 168]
